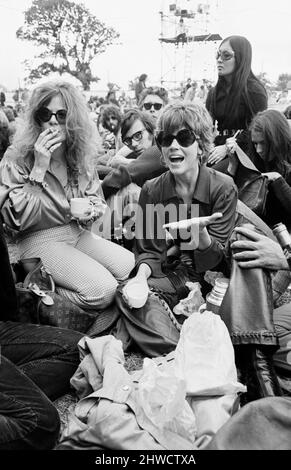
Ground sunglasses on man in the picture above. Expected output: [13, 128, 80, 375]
[36, 107, 67, 124]
[156, 129, 197, 148]
[123, 128, 146, 147]
[216, 50, 235, 62]
[143, 102, 163, 111]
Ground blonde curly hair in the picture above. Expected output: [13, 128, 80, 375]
[12, 80, 97, 175]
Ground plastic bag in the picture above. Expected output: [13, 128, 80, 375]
[137, 358, 197, 447]
[173, 282, 204, 317]
[174, 311, 246, 396]
[204, 271, 225, 287]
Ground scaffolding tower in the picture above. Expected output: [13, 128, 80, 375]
[159, 1, 221, 90]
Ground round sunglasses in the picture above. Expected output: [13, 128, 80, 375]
[36, 107, 67, 124]
[143, 102, 163, 111]
[216, 50, 235, 62]
[156, 128, 197, 148]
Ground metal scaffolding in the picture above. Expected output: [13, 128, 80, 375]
[159, 1, 221, 89]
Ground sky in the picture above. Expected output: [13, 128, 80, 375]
[0, 0, 290, 94]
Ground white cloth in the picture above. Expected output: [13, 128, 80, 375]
[60, 326, 244, 450]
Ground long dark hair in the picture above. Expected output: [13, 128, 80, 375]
[209, 36, 266, 125]
[249, 109, 291, 176]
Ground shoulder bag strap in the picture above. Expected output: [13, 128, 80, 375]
[235, 144, 261, 173]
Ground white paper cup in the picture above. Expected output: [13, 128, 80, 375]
[123, 282, 149, 308]
[70, 198, 92, 218]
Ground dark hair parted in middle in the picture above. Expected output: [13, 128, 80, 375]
[208, 35, 267, 127]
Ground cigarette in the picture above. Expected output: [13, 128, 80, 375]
[233, 130, 241, 139]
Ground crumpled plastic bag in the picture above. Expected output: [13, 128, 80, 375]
[204, 271, 225, 287]
[174, 311, 246, 396]
[173, 282, 204, 317]
[137, 358, 197, 446]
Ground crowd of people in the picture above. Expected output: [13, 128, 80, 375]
[0, 33, 291, 450]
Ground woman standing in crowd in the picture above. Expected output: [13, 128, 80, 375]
[135, 73, 147, 104]
[248, 109, 291, 231]
[206, 35, 267, 170]
[0, 80, 134, 311]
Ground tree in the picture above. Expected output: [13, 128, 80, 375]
[277, 73, 291, 91]
[257, 72, 272, 90]
[17, 0, 120, 90]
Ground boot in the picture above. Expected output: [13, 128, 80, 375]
[236, 346, 283, 405]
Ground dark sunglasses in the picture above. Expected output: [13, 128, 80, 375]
[36, 107, 67, 124]
[143, 102, 163, 111]
[123, 129, 145, 147]
[216, 50, 235, 62]
[156, 129, 197, 148]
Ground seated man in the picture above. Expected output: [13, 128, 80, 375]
[97, 109, 166, 244]
[231, 225, 291, 379]
[0, 220, 82, 449]
[205, 226, 291, 450]
[96, 104, 138, 178]
[138, 86, 169, 123]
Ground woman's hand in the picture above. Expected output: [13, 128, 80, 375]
[262, 172, 281, 182]
[163, 212, 223, 231]
[163, 213, 223, 250]
[122, 264, 151, 308]
[208, 144, 227, 166]
[76, 199, 107, 225]
[34, 128, 65, 171]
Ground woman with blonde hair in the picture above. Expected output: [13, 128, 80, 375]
[0, 80, 134, 311]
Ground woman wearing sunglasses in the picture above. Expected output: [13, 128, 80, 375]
[206, 35, 267, 170]
[0, 80, 134, 312]
[122, 102, 237, 313]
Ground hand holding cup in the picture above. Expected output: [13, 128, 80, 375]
[122, 276, 149, 308]
[70, 198, 93, 222]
